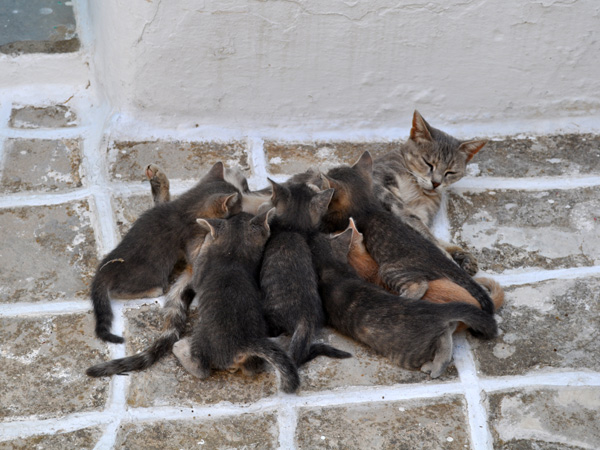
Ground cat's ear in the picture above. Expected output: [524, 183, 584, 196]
[320, 174, 332, 190]
[309, 188, 335, 223]
[459, 140, 487, 162]
[352, 151, 373, 179]
[220, 192, 240, 214]
[348, 217, 365, 247]
[267, 178, 289, 206]
[204, 161, 225, 181]
[330, 227, 353, 261]
[196, 218, 224, 238]
[410, 110, 434, 144]
[250, 207, 275, 233]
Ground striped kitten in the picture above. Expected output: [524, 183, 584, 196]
[373, 111, 487, 275]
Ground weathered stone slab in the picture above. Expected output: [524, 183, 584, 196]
[115, 414, 278, 449]
[9, 105, 77, 129]
[0, 427, 103, 450]
[469, 134, 600, 178]
[0, 313, 109, 419]
[296, 397, 469, 449]
[0, 201, 98, 303]
[488, 387, 600, 449]
[0, 0, 79, 54]
[123, 305, 278, 408]
[107, 141, 249, 182]
[1, 139, 83, 193]
[447, 188, 600, 273]
[112, 193, 154, 238]
[470, 277, 600, 376]
[264, 141, 396, 175]
[299, 329, 458, 393]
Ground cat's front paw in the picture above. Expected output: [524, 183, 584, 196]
[450, 249, 479, 276]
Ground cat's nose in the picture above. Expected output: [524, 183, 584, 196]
[432, 181, 441, 189]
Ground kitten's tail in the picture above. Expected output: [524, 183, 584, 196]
[91, 276, 123, 344]
[289, 319, 352, 366]
[250, 340, 300, 393]
[444, 303, 498, 340]
[474, 277, 505, 311]
[86, 272, 195, 377]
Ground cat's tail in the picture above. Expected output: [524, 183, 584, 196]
[86, 274, 195, 377]
[443, 303, 498, 340]
[474, 277, 505, 312]
[301, 343, 353, 365]
[91, 275, 123, 344]
[250, 340, 300, 393]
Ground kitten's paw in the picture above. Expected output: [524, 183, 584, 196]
[399, 280, 428, 299]
[450, 249, 479, 276]
[420, 361, 446, 378]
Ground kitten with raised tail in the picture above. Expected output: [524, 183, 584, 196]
[334, 218, 504, 333]
[173, 210, 300, 393]
[321, 151, 495, 314]
[259, 180, 352, 366]
[91, 161, 241, 343]
[373, 111, 487, 275]
[310, 231, 497, 378]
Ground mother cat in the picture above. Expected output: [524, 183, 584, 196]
[373, 111, 487, 275]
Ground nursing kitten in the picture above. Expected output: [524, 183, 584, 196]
[173, 211, 300, 393]
[259, 180, 352, 366]
[321, 151, 495, 314]
[310, 231, 497, 378]
[373, 111, 487, 275]
[91, 162, 241, 343]
[334, 218, 504, 332]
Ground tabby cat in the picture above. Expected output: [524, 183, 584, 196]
[373, 111, 487, 275]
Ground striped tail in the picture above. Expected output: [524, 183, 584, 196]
[91, 276, 123, 344]
[87, 271, 194, 377]
[250, 340, 300, 393]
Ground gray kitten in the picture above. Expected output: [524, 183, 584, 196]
[174, 211, 300, 393]
[259, 180, 352, 366]
[310, 230, 497, 378]
[373, 111, 487, 275]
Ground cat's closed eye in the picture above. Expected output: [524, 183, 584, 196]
[422, 157, 433, 170]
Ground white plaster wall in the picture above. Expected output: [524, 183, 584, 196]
[89, 0, 600, 133]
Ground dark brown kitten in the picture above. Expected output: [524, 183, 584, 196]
[90, 162, 241, 343]
[259, 180, 352, 366]
[373, 111, 487, 275]
[174, 211, 300, 393]
[310, 231, 497, 378]
[321, 151, 495, 314]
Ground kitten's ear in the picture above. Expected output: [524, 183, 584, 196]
[309, 188, 335, 223]
[459, 140, 487, 162]
[352, 151, 373, 178]
[221, 192, 240, 213]
[320, 174, 332, 190]
[196, 218, 224, 238]
[204, 161, 225, 181]
[330, 227, 353, 260]
[410, 110, 434, 144]
[250, 207, 275, 233]
[348, 217, 365, 246]
[267, 178, 289, 206]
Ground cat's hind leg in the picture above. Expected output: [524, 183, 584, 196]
[145, 164, 171, 205]
[378, 265, 429, 299]
[420, 324, 457, 378]
[173, 338, 211, 379]
[439, 240, 479, 276]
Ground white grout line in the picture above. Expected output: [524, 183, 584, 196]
[480, 371, 600, 392]
[277, 402, 299, 449]
[2, 127, 85, 140]
[0, 188, 92, 209]
[0, 100, 11, 180]
[0, 301, 90, 317]
[247, 136, 270, 188]
[453, 334, 494, 450]
[453, 175, 600, 191]
[491, 266, 600, 286]
[93, 419, 122, 450]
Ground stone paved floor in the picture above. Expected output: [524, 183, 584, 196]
[0, 104, 599, 449]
